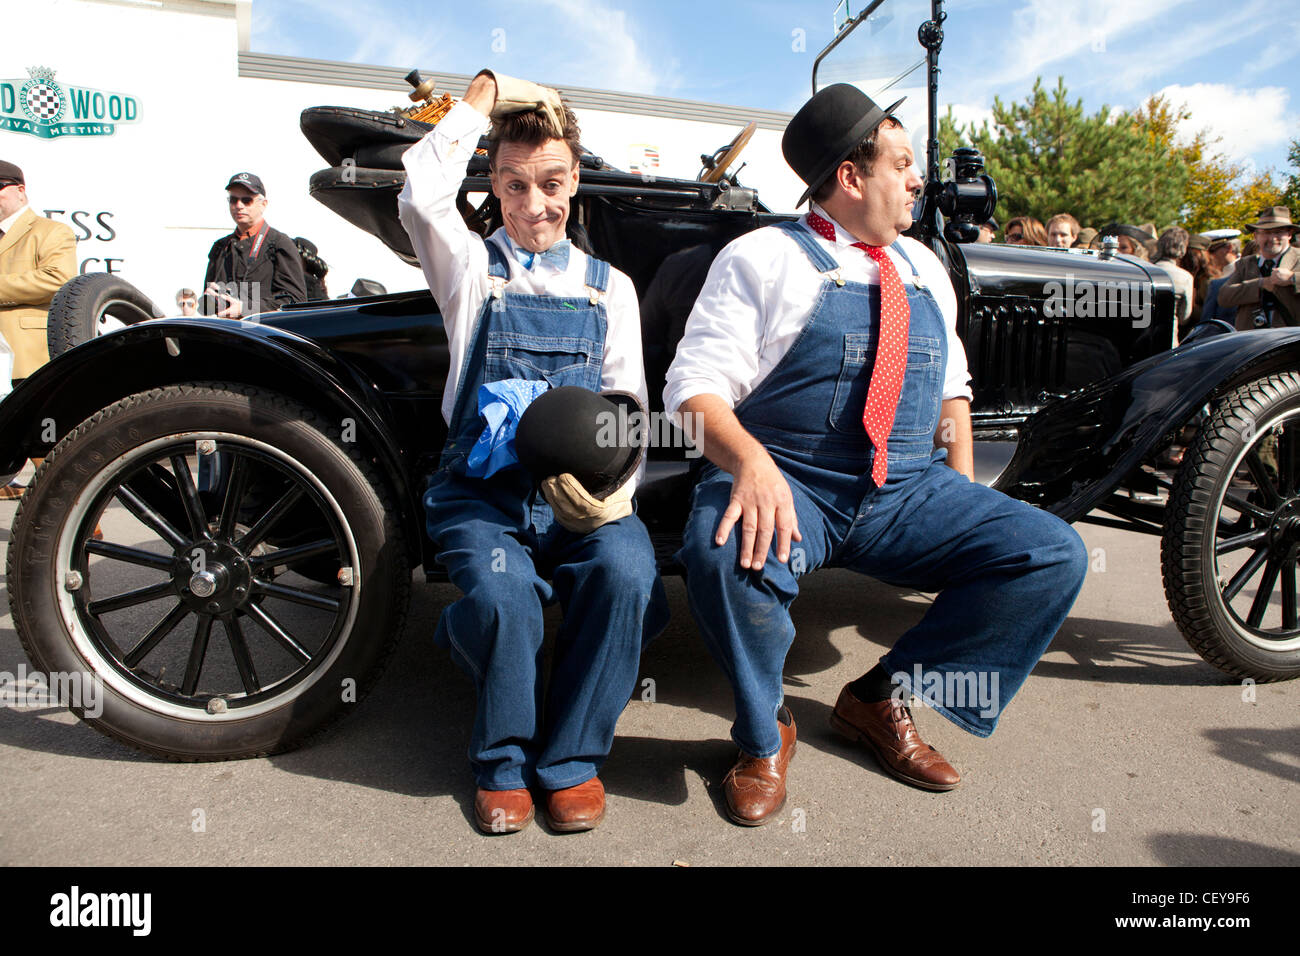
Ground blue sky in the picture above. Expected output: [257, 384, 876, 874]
[252, 0, 1299, 177]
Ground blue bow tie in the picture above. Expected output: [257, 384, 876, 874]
[511, 239, 571, 272]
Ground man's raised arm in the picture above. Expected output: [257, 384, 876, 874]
[396, 73, 498, 326]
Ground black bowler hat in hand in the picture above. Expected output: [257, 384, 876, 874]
[515, 387, 647, 500]
[782, 84, 905, 207]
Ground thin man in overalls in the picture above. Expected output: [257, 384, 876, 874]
[398, 70, 667, 835]
[666, 85, 1088, 826]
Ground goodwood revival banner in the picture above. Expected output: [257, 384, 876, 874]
[0, 66, 141, 139]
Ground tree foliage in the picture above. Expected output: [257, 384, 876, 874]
[1133, 95, 1281, 232]
[941, 77, 1282, 232]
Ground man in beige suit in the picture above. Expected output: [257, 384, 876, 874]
[0, 161, 77, 497]
[1220, 206, 1300, 331]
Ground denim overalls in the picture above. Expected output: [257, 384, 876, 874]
[425, 239, 667, 792]
[679, 223, 1088, 757]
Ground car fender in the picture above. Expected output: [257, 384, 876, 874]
[0, 318, 424, 562]
[996, 328, 1300, 522]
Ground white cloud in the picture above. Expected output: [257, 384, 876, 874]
[989, 0, 1190, 90]
[1156, 83, 1295, 165]
[529, 0, 680, 95]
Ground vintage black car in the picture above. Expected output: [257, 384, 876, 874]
[3, 0, 1299, 762]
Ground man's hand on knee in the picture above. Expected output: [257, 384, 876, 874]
[716, 448, 801, 570]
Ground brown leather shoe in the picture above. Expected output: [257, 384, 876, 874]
[474, 787, 534, 834]
[722, 708, 796, 826]
[830, 684, 960, 791]
[544, 777, 606, 832]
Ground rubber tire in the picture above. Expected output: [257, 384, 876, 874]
[6, 383, 411, 760]
[1162, 371, 1300, 681]
[47, 273, 159, 359]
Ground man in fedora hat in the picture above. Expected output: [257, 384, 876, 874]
[1219, 206, 1300, 330]
[666, 84, 1087, 826]
[398, 69, 666, 834]
[0, 160, 77, 498]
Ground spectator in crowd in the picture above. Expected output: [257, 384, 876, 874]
[1047, 213, 1080, 248]
[202, 172, 307, 318]
[1138, 222, 1159, 258]
[1180, 234, 1210, 326]
[0, 160, 77, 499]
[1220, 206, 1300, 330]
[175, 288, 198, 316]
[1207, 234, 1240, 279]
[1076, 226, 1099, 249]
[1152, 227, 1194, 327]
[1099, 223, 1150, 259]
[976, 217, 997, 243]
[294, 237, 329, 301]
[1004, 216, 1047, 245]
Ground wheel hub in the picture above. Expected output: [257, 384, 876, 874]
[1269, 499, 1300, 549]
[174, 539, 253, 614]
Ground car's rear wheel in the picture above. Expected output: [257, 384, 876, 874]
[7, 383, 410, 759]
[1162, 371, 1300, 681]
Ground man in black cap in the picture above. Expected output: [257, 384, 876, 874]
[666, 84, 1087, 826]
[1219, 206, 1300, 330]
[201, 172, 306, 317]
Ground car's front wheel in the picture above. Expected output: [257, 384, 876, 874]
[6, 383, 410, 759]
[1163, 371, 1300, 681]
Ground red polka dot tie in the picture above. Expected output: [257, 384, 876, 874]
[807, 211, 910, 486]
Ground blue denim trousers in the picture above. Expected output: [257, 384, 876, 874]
[427, 470, 667, 791]
[678, 451, 1088, 757]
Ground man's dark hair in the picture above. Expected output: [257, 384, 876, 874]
[810, 116, 905, 205]
[487, 104, 583, 168]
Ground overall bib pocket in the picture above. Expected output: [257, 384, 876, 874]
[484, 330, 598, 388]
[828, 332, 943, 437]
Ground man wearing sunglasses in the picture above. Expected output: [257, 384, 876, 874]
[202, 172, 306, 318]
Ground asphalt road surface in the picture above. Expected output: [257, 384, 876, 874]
[1, 467, 1297, 868]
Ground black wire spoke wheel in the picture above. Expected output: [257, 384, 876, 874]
[67, 440, 353, 711]
[8, 384, 409, 760]
[1163, 371, 1300, 680]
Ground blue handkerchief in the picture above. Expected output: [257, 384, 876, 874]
[465, 378, 551, 478]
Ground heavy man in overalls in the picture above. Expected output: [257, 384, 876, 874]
[666, 85, 1088, 826]
[399, 71, 666, 834]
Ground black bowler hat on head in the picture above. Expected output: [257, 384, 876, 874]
[782, 84, 905, 207]
[515, 387, 647, 500]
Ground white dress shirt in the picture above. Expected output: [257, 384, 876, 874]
[396, 100, 649, 442]
[0, 203, 28, 235]
[664, 204, 972, 418]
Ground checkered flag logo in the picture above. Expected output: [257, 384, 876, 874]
[20, 65, 64, 124]
[25, 83, 61, 120]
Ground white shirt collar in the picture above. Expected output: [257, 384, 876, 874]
[806, 203, 850, 245]
[0, 203, 29, 235]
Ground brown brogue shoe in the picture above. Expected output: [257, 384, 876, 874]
[474, 787, 534, 834]
[722, 708, 797, 826]
[830, 684, 961, 791]
[545, 777, 606, 832]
